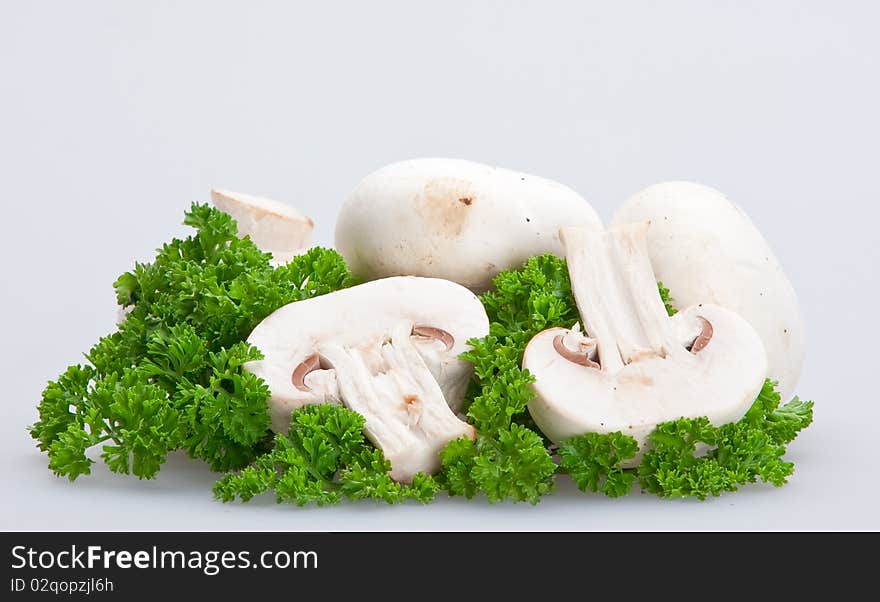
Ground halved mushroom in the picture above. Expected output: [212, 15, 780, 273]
[523, 223, 767, 458]
[244, 276, 488, 481]
[611, 182, 804, 400]
[335, 158, 603, 292]
[211, 188, 313, 264]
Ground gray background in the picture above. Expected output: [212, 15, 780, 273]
[1, 1, 877, 530]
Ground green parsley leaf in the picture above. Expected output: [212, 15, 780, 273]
[637, 379, 814, 499]
[558, 432, 639, 498]
[657, 281, 677, 316]
[438, 255, 576, 502]
[440, 425, 556, 504]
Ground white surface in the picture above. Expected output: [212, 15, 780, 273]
[1, 1, 877, 531]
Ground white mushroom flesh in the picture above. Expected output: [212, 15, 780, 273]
[523, 224, 767, 461]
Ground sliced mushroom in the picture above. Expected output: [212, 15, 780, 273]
[335, 158, 603, 292]
[211, 188, 313, 265]
[611, 182, 804, 400]
[523, 224, 767, 459]
[244, 276, 488, 481]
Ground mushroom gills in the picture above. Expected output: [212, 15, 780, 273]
[553, 330, 599, 368]
[317, 322, 475, 483]
[291, 353, 322, 391]
[523, 223, 768, 460]
[411, 325, 455, 351]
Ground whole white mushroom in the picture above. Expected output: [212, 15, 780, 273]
[611, 182, 804, 400]
[335, 158, 603, 292]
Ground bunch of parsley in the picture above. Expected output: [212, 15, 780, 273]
[30, 204, 356, 481]
[438, 256, 575, 503]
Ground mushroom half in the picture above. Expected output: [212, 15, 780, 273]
[245, 276, 488, 481]
[523, 224, 767, 458]
[211, 188, 313, 265]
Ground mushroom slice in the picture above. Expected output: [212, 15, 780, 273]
[523, 223, 767, 459]
[210, 188, 313, 264]
[244, 276, 488, 480]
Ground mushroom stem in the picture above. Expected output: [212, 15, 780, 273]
[561, 224, 681, 375]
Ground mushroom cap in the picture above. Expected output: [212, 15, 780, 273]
[334, 158, 603, 292]
[524, 304, 768, 449]
[211, 188, 313, 264]
[611, 181, 804, 400]
[245, 276, 489, 433]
